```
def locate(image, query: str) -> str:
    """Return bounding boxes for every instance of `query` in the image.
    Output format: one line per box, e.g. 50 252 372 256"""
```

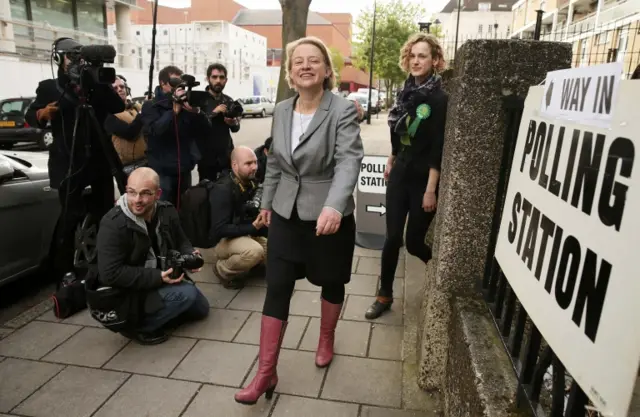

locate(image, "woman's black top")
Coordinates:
390 88 448 180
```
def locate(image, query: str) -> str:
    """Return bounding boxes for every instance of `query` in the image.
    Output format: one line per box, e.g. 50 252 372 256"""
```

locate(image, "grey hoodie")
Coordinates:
116 194 161 270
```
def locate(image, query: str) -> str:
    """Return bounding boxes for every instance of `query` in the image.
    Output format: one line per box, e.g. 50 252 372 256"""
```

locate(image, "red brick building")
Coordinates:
107 0 371 92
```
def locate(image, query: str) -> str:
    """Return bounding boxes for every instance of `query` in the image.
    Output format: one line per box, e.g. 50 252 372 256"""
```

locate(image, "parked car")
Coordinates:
239 96 275 118
0 97 53 150
0 150 59 286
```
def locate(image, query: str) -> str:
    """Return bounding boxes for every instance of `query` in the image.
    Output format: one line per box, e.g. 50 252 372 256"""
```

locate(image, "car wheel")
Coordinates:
260 109 266 118
38 131 53 150
73 213 98 271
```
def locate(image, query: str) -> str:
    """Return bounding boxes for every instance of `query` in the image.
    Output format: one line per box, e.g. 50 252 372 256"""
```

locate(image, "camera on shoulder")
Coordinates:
66 44 118 98
169 74 209 109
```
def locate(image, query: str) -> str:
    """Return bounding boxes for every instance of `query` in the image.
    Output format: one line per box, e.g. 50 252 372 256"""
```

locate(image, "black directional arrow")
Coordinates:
366 203 386 216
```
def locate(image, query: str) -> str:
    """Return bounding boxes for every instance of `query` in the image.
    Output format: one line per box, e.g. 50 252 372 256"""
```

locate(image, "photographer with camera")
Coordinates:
25 37 125 283
197 63 243 182
209 146 267 289
141 65 209 208
104 75 146 166
95 167 209 345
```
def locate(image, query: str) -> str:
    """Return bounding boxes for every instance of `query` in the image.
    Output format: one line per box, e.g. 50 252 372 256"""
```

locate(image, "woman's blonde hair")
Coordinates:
399 33 446 74
284 36 337 91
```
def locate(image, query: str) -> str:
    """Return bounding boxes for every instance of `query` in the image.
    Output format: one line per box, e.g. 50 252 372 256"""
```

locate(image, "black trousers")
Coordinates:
379 164 435 298
53 172 114 282
262 209 355 321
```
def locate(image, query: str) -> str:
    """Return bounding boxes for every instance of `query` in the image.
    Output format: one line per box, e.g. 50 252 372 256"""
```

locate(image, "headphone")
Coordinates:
51 37 79 66
116 74 132 97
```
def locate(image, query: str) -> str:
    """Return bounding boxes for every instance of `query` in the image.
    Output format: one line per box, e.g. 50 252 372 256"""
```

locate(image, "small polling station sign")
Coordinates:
356 155 388 250
495 63 639 417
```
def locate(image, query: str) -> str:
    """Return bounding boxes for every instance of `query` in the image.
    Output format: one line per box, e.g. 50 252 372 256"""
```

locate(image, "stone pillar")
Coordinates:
0 0 16 53
115 4 134 69
415 39 571 415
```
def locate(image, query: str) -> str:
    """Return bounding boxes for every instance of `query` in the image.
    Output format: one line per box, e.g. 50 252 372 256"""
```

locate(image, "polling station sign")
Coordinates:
540 62 622 129
495 73 640 416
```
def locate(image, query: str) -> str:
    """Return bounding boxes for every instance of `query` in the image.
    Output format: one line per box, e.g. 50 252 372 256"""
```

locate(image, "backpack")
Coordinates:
179 179 215 248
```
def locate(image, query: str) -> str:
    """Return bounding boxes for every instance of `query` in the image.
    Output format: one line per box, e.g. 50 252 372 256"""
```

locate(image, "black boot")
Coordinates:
365 298 393 320
120 329 169 345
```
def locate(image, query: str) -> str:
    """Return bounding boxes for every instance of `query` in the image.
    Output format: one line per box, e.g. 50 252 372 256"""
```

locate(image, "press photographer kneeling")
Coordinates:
92 167 209 345
210 146 268 289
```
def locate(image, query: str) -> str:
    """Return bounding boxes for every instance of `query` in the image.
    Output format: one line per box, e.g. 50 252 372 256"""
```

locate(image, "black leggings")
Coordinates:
379 166 435 298
263 280 345 321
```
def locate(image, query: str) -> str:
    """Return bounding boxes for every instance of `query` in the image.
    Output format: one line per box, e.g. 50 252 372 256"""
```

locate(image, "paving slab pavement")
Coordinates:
0 118 442 417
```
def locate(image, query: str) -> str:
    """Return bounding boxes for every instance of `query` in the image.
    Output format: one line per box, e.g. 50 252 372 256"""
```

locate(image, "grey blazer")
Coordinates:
261 90 364 221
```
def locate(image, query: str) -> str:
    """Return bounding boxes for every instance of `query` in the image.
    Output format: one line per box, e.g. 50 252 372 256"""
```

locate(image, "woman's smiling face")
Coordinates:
289 43 330 91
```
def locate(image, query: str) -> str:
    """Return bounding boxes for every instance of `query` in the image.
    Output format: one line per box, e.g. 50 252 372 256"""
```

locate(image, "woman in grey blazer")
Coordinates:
235 36 364 405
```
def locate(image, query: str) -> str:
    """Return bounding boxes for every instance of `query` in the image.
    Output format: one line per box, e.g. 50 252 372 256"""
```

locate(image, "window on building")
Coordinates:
163 30 168 35
76 0 105 36
478 2 491 11
9 0 29 39
31 0 74 39
136 30 140 35
488 25 492 34
478 24 483 33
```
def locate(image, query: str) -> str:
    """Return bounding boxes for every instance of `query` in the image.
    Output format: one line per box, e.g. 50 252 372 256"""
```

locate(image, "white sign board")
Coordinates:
358 155 388 194
540 62 622 129
495 81 640 417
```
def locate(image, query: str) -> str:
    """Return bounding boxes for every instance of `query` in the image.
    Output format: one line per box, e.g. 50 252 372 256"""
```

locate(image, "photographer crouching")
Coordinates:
209 146 267 289
197 63 243 182
95 167 209 345
26 37 125 283
141 66 209 208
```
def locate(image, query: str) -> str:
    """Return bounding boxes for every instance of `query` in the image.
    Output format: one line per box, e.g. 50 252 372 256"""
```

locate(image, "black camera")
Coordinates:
162 250 204 279
224 100 244 118
66 44 117 95
243 183 263 219
169 74 209 109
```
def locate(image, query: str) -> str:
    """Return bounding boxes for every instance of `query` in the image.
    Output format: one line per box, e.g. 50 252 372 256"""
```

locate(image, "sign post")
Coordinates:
495 63 639 417
356 155 388 250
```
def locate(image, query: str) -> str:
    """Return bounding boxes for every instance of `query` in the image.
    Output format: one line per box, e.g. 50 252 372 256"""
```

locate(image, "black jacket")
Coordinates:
391 87 448 179
25 72 125 188
141 86 207 175
197 88 238 174
209 174 267 247
104 106 144 141
254 144 268 184
96 200 195 313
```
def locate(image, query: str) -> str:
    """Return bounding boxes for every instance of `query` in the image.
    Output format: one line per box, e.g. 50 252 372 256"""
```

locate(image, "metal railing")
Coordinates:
479 96 590 417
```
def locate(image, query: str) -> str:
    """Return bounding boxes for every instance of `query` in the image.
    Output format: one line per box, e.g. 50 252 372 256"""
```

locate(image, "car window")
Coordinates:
1 100 28 115
243 97 260 104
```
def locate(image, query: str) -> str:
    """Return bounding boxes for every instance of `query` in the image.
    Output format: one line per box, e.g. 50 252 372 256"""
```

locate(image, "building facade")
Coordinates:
435 0 518 61
511 0 639 78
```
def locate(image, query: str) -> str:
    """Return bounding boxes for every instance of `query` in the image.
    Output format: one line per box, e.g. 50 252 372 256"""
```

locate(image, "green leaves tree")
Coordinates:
277 0 312 102
353 0 425 106
329 46 345 85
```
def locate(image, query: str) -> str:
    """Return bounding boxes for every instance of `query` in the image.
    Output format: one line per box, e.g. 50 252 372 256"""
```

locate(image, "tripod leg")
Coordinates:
85 106 126 194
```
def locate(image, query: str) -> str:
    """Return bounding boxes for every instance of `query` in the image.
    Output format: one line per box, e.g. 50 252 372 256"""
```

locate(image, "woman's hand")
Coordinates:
259 209 272 227
316 207 342 236
422 191 437 212
384 155 395 181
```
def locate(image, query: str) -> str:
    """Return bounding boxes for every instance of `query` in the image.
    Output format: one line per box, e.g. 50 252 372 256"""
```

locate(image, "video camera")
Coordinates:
160 250 205 279
222 98 244 119
169 74 210 109
66 44 117 96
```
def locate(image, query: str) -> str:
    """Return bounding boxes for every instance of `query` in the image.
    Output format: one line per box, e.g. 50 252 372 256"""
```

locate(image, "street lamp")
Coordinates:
419 22 432 33
366 0 377 125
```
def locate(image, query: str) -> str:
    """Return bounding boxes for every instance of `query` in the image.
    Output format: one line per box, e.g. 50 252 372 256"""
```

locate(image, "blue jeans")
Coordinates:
138 282 209 333
158 172 192 207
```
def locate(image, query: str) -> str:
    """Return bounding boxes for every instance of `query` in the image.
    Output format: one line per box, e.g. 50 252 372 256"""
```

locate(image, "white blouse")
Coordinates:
291 111 316 153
